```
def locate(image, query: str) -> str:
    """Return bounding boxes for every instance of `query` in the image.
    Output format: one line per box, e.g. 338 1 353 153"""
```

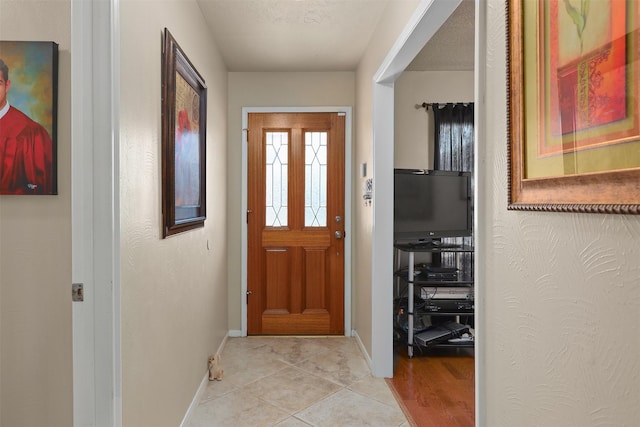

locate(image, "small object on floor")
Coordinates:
208 353 224 381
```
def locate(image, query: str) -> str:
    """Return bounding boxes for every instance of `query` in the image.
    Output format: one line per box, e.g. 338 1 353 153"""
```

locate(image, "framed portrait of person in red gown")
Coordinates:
0 41 58 195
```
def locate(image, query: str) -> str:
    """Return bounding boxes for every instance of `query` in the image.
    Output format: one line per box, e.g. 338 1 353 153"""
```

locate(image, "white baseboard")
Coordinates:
180 333 229 427
216 334 228 355
180 370 209 427
352 329 373 371
228 329 243 337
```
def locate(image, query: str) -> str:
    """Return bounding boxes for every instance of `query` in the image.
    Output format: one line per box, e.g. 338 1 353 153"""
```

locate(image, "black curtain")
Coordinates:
433 103 474 172
432 103 474 284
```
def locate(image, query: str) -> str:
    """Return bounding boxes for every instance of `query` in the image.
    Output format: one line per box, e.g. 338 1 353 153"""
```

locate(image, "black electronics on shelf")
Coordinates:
393 168 474 357
393 242 475 357
413 322 470 347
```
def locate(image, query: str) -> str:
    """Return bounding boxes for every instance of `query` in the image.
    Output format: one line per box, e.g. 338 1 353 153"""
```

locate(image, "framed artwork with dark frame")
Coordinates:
162 28 207 237
507 0 640 214
0 40 58 195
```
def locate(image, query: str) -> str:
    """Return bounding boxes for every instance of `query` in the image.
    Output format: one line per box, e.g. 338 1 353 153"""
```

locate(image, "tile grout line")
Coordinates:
188 337 408 426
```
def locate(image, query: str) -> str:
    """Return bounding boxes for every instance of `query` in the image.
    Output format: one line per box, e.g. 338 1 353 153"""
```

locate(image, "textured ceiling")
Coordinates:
407 0 475 71
196 0 475 72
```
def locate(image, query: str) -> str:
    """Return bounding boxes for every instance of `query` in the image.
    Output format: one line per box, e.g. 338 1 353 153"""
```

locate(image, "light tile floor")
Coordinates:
188 336 409 427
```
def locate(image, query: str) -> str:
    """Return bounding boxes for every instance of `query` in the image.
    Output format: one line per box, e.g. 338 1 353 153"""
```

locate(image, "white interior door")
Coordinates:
72 0 120 425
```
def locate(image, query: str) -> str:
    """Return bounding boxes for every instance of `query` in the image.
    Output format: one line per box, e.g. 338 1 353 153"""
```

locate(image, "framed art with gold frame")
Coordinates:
507 0 640 214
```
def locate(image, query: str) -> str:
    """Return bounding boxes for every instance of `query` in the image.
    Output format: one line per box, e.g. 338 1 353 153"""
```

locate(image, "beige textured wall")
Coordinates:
226 72 355 332
482 1 640 425
394 71 474 170
353 0 420 358
119 1 228 425
0 1 72 426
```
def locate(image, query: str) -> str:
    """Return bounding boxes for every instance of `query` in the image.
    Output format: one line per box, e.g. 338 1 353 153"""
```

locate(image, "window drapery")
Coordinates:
432 103 474 287
433 102 474 172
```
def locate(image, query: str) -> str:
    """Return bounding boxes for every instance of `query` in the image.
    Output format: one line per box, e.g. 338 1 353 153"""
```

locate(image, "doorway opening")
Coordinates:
370 0 486 423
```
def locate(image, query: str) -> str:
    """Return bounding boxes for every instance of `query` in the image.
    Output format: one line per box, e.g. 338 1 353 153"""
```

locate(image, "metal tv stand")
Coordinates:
394 239 474 358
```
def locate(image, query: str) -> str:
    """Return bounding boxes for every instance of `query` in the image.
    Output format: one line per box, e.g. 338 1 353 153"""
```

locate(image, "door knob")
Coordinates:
335 231 343 239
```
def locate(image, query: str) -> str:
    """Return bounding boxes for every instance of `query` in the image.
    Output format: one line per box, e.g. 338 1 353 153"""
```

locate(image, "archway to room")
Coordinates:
370 0 485 424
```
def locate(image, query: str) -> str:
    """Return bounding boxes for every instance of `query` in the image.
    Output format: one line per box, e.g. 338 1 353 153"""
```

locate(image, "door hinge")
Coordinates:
72 283 84 302
246 290 253 304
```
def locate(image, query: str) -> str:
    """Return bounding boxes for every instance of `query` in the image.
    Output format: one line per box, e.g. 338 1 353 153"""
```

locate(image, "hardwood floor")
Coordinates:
387 343 475 427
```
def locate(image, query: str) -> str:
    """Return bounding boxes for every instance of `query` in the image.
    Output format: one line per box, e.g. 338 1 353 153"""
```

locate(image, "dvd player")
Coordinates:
425 272 459 280
420 286 473 300
422 300 474 314
414 322 469 347
426 266 459 273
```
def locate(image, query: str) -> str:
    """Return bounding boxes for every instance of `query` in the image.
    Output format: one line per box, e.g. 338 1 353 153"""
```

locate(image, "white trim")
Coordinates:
180 334 230 427
72 0 96 424
474 1 486 425
240 106 353 337
374 0 462 84
370 0 462 379
352 330 373 371
72 0 121 426
179 371 209 427
240 114 248 336
216 334 229 356
112 0 122 423
370 82 394 378
228 329 243 338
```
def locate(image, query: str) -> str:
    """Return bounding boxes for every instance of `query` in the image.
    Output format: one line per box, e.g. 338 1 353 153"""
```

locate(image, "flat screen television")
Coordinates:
394 169 472 243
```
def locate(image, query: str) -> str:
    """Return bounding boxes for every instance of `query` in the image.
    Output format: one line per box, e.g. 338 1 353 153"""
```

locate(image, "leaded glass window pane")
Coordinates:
265 132 288 227
305 132 327 227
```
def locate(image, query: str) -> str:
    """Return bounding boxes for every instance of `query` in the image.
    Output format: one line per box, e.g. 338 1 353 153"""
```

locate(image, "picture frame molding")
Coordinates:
161 28 207 237
506 0 640 215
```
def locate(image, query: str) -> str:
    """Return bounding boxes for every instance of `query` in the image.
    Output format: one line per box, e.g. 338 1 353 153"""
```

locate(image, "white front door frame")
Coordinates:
240 107 353 337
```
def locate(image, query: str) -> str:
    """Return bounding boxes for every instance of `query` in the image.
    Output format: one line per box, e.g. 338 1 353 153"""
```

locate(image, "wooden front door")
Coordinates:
247 112 345 335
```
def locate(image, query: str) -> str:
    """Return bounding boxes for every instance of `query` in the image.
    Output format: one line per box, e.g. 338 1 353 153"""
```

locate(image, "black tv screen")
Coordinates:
394 169 472 243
